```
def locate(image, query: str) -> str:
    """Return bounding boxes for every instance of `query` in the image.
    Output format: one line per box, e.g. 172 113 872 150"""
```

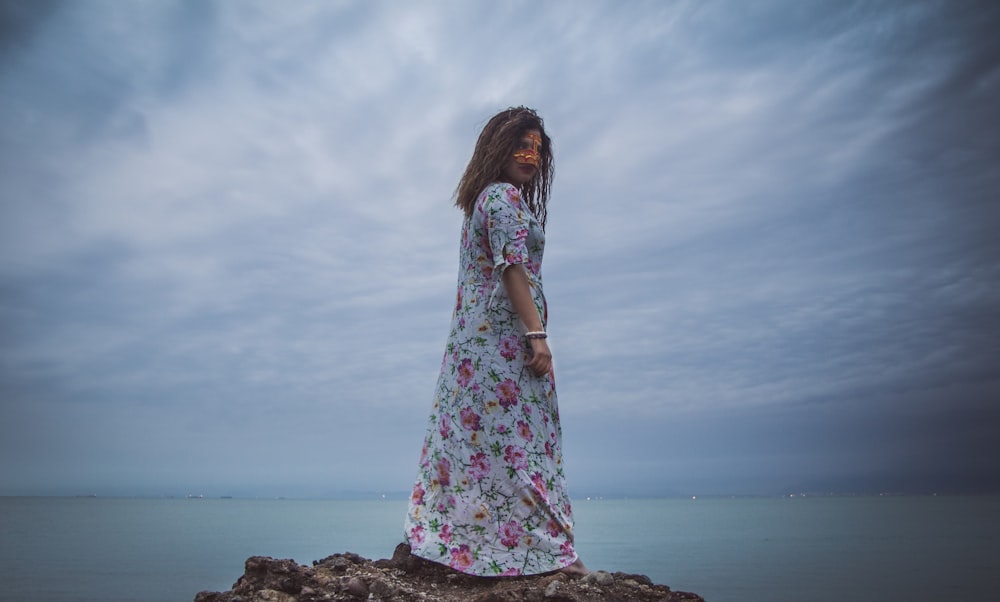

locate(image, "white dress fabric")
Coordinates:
403 182 578 576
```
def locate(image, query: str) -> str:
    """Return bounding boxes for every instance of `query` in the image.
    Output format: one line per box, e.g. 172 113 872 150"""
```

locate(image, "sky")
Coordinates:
1 0 998 499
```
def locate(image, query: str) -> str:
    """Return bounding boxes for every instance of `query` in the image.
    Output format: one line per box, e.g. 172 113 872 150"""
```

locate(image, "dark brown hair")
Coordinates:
454 107 554 228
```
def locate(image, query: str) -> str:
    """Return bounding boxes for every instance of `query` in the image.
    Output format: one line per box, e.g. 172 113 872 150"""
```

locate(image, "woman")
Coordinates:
404 107 588 577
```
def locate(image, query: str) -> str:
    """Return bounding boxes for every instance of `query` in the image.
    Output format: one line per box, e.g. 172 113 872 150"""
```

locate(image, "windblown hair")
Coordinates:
454 107 554 229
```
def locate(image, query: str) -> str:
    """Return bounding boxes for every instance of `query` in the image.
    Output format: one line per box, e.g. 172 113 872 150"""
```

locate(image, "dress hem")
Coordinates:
406 541 579 578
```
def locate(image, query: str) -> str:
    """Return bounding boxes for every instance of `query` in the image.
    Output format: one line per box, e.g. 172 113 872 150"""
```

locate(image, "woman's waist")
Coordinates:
458 267 543 288
457 279 545 300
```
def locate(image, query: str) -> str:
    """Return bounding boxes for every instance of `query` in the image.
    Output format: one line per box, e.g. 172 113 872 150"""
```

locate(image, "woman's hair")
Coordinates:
454 106 554 228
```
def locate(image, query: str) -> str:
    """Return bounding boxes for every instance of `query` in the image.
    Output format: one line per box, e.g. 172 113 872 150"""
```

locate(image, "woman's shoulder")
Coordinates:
477 182 521 211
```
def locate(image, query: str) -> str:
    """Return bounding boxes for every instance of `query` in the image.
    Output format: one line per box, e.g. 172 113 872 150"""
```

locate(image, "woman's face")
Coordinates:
502 129 542 187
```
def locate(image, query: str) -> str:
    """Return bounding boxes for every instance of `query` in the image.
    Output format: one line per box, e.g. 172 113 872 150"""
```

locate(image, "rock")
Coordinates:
615 573 653 587
345 576 368 598
543 579 562 597
194 544 705 602
369 578 393 597
582 571 614 587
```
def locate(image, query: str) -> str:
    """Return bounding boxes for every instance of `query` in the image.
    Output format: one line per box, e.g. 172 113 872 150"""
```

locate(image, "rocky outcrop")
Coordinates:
194 543 705 602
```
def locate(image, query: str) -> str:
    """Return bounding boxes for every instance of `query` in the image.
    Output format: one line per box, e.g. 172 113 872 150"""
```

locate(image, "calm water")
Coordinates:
0 496 997 602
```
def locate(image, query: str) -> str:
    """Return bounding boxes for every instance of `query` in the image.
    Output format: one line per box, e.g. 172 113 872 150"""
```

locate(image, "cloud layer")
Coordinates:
2 0 998 497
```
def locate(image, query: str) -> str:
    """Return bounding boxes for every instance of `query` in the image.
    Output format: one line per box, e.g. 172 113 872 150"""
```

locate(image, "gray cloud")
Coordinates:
1 0 998 497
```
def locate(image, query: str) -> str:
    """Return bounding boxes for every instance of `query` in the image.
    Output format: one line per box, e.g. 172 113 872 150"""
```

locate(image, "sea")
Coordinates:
0 495 997 602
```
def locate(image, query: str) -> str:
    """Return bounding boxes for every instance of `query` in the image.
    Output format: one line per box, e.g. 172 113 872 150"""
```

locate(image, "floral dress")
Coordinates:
404 182 578 576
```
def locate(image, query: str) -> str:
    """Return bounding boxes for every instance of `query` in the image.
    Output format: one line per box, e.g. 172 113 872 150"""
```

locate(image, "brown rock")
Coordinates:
582 571 614 587
345 576 368 598
194 544 705 602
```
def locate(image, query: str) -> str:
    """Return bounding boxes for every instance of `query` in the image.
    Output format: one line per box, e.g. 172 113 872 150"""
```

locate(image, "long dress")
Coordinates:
404 182 578 576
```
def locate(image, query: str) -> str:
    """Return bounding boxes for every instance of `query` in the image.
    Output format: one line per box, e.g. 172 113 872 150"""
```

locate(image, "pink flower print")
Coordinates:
459 407 482 431
457 358 475 388
498 335 520 360
440 524 453 544
496 379 520 409
436 457 451 487
501 568 522 576
503 445 528 471
450 544 474 571
522 403 532 415
516 420 533 442
410 482 425 506
499 520 524 548
409 524 425 546
468 452 491 480
531 471 549 501
545 518 562 538
560 541 576 558
438 414 452 439
505 187 522 207
504 246 528 265
544 441 554 459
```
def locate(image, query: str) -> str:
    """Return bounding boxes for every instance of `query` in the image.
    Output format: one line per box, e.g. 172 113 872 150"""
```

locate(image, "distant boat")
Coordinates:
187 494 204 499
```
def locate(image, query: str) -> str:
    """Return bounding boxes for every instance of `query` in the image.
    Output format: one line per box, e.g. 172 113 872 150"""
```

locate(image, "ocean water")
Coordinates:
0 495 997 602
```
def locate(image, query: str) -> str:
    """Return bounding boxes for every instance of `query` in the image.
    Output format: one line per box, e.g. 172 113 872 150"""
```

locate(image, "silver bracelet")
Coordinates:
525 331 548 340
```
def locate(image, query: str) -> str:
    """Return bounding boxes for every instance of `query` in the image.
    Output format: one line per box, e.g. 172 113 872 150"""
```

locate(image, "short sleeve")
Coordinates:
481 183 529 275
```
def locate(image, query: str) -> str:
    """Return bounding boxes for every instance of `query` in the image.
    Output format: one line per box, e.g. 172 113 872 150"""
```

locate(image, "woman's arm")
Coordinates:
501 264 552 377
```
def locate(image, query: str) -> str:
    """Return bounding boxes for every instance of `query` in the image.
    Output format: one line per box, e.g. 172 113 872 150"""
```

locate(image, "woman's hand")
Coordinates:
527 337 553 378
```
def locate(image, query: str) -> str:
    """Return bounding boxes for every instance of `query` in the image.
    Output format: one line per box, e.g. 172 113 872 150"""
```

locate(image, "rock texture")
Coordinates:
194 543 705 602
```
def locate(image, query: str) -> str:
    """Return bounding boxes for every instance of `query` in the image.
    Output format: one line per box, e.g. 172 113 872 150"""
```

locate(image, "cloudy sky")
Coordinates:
1 0 998 499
